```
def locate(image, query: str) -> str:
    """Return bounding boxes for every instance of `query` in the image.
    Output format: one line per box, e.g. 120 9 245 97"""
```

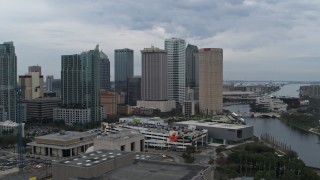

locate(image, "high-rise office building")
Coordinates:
28 65 42 75
199 48 223 115
46 75 54 92
141 47 167 101
19 71 44 100
165 38 186 105
185 44 199 101
100 51 110 90
61 45 101 122
52 79 61 97
114 48 133 93
19 66 44 100
127 76 141 106
185 44 199 88
0 42 17 121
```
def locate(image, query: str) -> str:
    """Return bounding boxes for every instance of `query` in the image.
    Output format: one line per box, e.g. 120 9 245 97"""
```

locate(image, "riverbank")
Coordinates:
279 114 320 136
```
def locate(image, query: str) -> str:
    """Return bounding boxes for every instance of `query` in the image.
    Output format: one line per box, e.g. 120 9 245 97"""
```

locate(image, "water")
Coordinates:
271 83 307 98
224 86 320 168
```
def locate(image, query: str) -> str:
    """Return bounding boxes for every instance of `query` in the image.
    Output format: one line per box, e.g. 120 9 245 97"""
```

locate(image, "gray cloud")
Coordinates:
1 0 320 80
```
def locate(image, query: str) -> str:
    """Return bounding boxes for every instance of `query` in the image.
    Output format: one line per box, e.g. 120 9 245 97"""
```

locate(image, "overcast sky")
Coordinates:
1 0 320 81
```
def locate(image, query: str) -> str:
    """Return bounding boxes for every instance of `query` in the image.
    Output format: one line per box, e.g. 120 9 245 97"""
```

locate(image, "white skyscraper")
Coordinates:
165 38 186 105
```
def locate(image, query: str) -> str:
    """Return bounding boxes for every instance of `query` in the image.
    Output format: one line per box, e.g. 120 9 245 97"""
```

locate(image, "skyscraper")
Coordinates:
141 47 167 101
127 76 141 106
185 44 199 88
185 44 199 101
114 48 133 93
19 71 44 100
165 38 186 105
0 42 17 121
46 75 54 92
199 48 223 115
100 51 110 90
61 45 101 122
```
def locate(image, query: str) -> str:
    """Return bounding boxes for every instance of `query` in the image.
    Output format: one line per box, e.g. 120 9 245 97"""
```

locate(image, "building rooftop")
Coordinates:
36 130 97 141
96 130 144 141
97 160 210 180
175 120 252 130
55 149 130 168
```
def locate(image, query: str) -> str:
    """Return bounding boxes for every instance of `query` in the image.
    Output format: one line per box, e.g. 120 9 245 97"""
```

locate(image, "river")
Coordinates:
224 84 320 168
271 83 308 98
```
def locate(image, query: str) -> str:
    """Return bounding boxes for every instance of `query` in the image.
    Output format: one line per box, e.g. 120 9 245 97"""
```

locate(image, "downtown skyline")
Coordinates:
1 0 320 81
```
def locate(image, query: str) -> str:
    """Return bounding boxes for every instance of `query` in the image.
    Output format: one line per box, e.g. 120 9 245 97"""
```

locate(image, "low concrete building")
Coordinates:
53 108 91 125
0 120 25 137
52 149 134 180
136 100 176 112
95 130 145 152
27 130 97 160
52 149 212 180
174 120 253 145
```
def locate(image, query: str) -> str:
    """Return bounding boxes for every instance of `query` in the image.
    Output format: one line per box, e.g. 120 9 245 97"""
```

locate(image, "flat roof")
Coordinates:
97 160 209 180
96 131 144 141
175 120 252 130
36 131 96 141
55 149 130 168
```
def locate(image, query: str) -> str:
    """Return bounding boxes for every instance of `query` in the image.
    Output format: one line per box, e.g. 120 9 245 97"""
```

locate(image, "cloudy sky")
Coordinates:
1 0 320 81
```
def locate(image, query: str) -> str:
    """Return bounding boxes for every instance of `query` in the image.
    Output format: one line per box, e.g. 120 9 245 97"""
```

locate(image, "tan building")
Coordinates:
100 90 122 116
19 71 44 100
27 130 97 160
199 48 223 115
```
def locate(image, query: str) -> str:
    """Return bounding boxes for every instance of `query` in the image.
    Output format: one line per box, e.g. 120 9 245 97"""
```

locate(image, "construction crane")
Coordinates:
16 86 24 173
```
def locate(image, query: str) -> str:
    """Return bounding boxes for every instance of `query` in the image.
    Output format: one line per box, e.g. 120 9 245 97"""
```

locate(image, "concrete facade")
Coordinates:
53 108 91 125
199 48 223 115
19 72 44 100
174 120 253 144
27 130 97 160
95 130 145 152
52 149 212 180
